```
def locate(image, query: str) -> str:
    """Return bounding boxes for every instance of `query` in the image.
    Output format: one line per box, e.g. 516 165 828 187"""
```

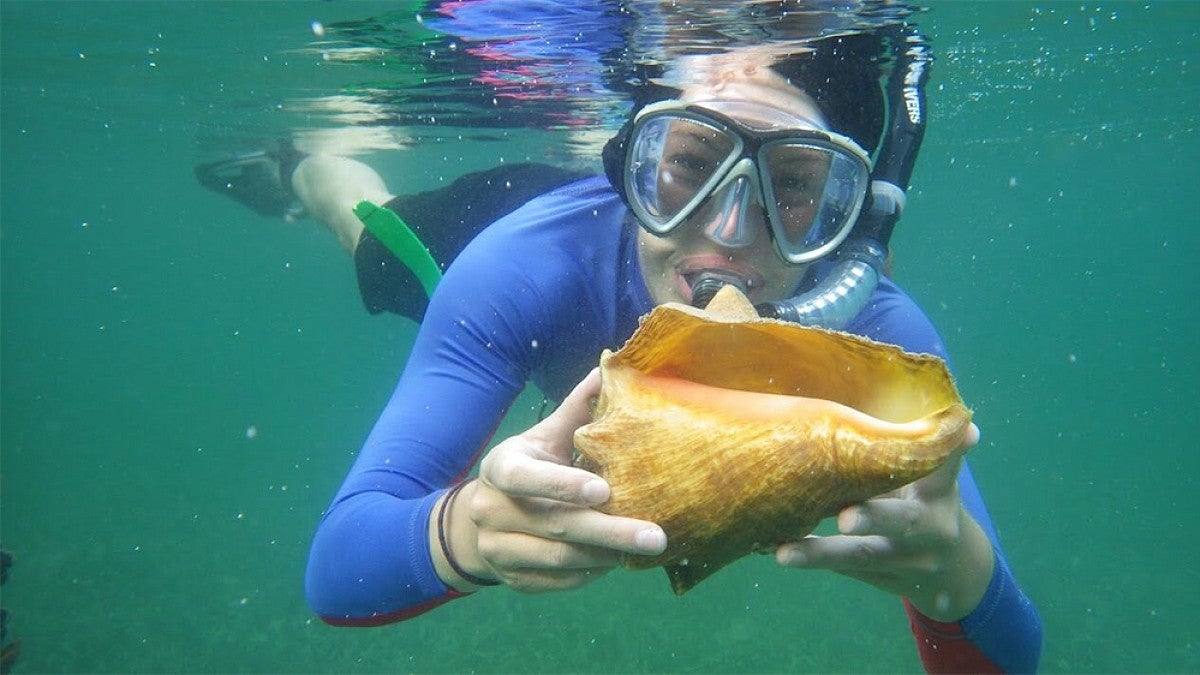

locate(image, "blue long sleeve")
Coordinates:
305 179 643 622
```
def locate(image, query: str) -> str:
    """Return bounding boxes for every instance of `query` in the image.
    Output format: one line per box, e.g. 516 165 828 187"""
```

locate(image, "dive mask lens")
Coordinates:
627 112 740 235
761 140 871 264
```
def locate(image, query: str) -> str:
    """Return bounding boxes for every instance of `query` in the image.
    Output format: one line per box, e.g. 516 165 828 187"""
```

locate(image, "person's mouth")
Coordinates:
677 256 764 303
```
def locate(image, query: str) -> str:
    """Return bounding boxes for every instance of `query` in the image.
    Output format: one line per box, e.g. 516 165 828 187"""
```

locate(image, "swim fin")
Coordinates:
194 140 306 218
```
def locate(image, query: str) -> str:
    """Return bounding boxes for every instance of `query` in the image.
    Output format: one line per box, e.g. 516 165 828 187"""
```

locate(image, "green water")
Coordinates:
2 2 1197 672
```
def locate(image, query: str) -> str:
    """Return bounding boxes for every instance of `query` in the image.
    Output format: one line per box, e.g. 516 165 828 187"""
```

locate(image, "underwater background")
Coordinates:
1 1 1196 672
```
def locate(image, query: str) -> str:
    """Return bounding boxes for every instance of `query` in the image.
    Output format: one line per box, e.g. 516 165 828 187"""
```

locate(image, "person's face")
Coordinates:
635 75 829 306
636 216 811 306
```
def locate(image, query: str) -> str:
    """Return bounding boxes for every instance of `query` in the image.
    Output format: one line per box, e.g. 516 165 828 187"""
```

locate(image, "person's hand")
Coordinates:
441 369 668 593
775 423 994 621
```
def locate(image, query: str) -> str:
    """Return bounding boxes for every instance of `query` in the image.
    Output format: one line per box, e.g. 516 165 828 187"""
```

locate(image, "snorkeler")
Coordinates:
196 10 1042 673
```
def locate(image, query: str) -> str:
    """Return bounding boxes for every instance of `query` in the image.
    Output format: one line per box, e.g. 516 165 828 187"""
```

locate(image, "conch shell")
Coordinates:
573 285 972 595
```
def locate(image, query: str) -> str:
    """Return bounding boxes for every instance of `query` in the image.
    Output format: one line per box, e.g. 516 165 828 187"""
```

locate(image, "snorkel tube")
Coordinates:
755 24 931 328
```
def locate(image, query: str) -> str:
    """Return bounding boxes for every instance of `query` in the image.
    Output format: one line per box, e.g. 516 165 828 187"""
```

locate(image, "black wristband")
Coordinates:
436 480 501 587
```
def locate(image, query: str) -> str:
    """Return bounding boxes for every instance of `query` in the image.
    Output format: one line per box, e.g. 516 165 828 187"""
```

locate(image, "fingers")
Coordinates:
772 430 988 612
471 486 667 557
505 567 616 593
776 461 967 571
777 534 894 571
482 531 623 571
777 467 967 577
834 496 957 545
491 550 616 593
776 534 942 580
468 369 669 594
479 528 623 592
480 436 610 506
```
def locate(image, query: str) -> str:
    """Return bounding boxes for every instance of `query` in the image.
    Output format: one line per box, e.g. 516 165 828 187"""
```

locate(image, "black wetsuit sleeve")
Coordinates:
353 163 588 320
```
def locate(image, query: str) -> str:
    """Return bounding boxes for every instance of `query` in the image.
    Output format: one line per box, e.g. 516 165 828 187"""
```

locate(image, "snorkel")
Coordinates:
755 25 932 328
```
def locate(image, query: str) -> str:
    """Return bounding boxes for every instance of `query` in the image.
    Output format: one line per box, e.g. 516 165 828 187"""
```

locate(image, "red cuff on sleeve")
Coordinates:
904 599 1003 674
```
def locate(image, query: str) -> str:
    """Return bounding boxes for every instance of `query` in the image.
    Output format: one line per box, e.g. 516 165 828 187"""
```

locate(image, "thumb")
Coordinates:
960 422 981 451
910 451 964 502
522 368 601 465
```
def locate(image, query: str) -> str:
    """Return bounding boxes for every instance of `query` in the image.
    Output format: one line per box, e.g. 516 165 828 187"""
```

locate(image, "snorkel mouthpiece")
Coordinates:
691 274 749 309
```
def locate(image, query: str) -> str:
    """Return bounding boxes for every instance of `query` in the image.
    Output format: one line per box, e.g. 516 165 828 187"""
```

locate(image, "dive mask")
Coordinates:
623 100 872 265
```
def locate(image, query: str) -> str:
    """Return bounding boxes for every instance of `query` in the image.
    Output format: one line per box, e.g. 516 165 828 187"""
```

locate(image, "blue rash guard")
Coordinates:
304 176 1042 672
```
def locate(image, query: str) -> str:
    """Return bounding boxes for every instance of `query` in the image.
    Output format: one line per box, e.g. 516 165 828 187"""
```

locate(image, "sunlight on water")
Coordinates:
934 3 1196 146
